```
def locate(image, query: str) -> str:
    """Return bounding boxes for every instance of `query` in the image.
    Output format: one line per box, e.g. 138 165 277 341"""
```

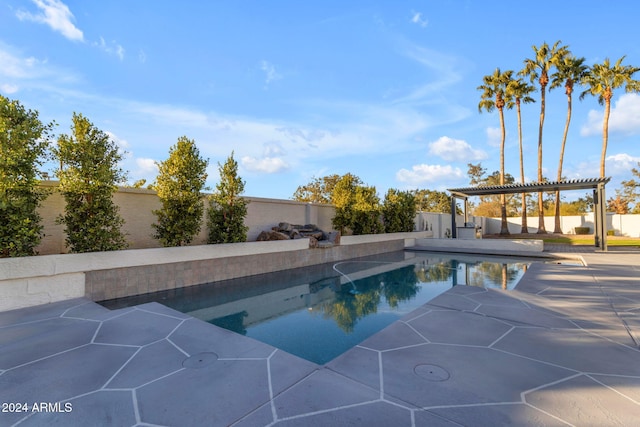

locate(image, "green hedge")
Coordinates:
574 227 590 235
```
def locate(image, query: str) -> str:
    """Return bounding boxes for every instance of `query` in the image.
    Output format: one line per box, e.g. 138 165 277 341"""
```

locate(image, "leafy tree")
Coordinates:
478 68 514 235
292 174 341 204
153 136 208 246
412 189 456 213
580 56 640 177
472 172 517 218
619 163 640 213
207 152 249 243
467 163 487 186
550 54 588 232
331 174 382 235
54 113 128 252
382 189 416 233
607 194 629 214
467 164 517 218
331 173 362 234
561 195 593 215
352 185 383 235
506 77 536 233
0 95 53 257
520 40 568 233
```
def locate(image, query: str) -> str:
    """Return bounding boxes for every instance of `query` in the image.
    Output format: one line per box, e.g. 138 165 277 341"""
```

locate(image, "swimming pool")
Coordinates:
100 251 532 364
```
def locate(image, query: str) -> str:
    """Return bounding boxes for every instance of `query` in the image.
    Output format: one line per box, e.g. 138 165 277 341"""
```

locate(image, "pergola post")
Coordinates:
598 183 607 251
450 195 457 238
593 188 600 248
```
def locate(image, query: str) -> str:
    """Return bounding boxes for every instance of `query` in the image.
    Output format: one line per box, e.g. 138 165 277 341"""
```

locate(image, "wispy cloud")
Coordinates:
410 11 428 28
16 0 84 42
0 84 19 94
428 136 487 162
95 37 125 61
16 1 126 61
391 41 466 107
0 42 81 93
260 60 282 87
581 93 640 136
0 43 44 80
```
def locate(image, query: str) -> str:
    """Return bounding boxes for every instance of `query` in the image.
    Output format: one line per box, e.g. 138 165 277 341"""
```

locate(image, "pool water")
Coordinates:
100 251 532 364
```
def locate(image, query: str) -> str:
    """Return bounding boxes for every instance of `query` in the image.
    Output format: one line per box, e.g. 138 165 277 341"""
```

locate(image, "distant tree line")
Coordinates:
292 173 459 235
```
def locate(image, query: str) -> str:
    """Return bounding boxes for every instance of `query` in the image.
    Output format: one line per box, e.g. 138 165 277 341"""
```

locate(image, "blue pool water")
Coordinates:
100 251 532 364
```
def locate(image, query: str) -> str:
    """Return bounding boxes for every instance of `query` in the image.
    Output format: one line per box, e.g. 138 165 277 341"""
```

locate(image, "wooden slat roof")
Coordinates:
448 177 610 197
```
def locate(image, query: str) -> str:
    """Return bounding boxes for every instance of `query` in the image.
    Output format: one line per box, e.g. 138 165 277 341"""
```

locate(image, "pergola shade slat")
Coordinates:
447 177 610 197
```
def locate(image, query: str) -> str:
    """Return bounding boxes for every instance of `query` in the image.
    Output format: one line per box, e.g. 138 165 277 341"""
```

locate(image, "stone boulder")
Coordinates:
256 230 291 241
256 222 341 248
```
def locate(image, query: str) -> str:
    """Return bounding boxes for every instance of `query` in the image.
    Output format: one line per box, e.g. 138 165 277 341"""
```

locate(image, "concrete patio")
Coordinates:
1 246 639 426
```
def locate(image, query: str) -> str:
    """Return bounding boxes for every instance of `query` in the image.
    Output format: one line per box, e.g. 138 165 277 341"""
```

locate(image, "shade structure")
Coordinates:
447 178 611 251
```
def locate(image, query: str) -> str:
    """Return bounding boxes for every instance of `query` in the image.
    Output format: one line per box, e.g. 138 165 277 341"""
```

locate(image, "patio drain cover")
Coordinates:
414 364 450 382
183 352 218 368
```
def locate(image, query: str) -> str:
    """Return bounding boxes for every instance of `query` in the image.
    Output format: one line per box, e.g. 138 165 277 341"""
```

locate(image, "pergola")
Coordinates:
447 177 611 251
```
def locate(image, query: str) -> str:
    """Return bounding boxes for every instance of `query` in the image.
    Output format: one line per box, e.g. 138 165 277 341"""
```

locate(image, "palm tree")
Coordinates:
580 56 640 177
506 77 536 234
478 68 514 235
550 55 588 233
519 40 568 233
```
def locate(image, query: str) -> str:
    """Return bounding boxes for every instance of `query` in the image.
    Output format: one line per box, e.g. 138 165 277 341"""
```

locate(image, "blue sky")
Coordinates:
2 1 639 201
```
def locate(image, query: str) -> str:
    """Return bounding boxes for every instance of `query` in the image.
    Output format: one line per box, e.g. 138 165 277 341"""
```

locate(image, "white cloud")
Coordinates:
241 142 290 174
95 37 125 61
260 60 282 87
485 127 502 147
135 158 158 175
396 164 463 186
0 83 19 94
16 0 84 42
242 156 289 174
428 136 487 162
105 131 130 157
138 49 147 64
410 11 428 28
606 153 640 175
581 93 640 136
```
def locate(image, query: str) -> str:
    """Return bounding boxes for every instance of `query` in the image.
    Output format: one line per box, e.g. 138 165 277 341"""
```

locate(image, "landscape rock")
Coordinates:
257 222 340 248
256 230 291 241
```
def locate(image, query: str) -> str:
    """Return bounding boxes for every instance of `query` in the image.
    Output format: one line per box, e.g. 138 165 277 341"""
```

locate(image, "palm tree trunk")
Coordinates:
601 99 611 178
499 108 509 235
517 102 528 233
537 87 546 234
554 93 572 233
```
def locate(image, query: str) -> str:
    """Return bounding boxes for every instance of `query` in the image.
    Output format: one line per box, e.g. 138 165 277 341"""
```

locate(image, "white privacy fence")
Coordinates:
481 213 640 237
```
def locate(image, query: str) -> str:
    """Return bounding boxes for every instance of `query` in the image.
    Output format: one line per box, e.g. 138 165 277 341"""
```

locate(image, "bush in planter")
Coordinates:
607 230 615 236
574 227 590 235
